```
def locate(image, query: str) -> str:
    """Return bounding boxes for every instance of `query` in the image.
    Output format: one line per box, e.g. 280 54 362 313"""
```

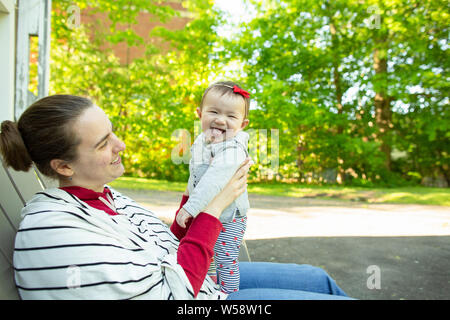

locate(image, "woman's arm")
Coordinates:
176 212 222 295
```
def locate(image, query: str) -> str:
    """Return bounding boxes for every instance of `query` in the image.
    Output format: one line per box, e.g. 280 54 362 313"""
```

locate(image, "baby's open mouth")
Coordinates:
211 127 226 137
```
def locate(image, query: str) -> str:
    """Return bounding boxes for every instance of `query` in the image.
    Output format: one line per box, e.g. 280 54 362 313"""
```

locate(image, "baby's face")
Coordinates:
197 90 249 143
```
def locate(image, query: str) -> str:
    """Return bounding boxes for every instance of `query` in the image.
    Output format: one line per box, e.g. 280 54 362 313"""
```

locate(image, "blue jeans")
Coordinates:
226 262 352 300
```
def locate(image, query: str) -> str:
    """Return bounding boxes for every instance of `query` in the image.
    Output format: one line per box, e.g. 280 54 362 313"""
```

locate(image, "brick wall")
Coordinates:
81 1 191 64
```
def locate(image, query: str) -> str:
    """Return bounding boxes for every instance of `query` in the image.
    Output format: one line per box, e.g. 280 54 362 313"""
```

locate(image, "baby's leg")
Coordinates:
214 217 247 293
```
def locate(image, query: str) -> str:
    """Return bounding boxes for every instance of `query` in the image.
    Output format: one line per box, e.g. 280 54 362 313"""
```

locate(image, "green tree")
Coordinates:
49 0 448 186
50 0 223 181
227 0 448 185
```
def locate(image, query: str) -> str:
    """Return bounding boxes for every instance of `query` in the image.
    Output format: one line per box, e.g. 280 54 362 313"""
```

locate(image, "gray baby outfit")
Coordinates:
182 130 250 293
182 130 250 222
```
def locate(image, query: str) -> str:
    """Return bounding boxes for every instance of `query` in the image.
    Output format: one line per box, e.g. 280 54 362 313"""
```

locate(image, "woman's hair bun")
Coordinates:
0 120 33 171
1 95 93 178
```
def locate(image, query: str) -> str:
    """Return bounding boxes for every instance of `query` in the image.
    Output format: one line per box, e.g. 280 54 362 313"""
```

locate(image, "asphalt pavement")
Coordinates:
115 188 450 300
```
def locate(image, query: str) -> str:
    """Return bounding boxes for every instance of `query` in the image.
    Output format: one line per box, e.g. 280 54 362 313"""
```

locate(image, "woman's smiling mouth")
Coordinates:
111 155 121 165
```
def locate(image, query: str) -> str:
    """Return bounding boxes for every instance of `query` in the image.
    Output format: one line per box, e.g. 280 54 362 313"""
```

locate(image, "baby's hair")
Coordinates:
200 81 250 119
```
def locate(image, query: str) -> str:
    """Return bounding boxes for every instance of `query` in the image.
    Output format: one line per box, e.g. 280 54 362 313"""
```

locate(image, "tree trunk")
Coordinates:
373 26 392 170
296 125 305 182
329 18 345 183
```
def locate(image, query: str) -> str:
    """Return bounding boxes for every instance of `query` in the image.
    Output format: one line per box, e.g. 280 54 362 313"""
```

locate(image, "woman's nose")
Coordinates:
112 133 126 152
117 140 126 152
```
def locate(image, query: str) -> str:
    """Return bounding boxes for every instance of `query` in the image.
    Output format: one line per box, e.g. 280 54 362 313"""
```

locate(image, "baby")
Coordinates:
176 81 251 293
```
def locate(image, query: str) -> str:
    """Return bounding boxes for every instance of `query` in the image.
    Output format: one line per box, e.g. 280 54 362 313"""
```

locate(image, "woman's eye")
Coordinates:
100 141 108 149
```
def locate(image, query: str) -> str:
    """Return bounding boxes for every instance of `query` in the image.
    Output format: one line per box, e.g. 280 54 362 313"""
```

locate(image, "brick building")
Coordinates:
81 1 192 64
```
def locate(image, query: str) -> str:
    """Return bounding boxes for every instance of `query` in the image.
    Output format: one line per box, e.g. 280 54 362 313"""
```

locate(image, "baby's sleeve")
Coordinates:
182 142 247 218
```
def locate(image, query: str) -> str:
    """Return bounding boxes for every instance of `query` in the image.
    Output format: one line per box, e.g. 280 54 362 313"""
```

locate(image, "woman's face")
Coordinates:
68 105 126 192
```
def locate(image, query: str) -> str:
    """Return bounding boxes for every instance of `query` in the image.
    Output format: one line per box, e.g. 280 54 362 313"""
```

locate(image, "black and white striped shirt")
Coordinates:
13 187 225 300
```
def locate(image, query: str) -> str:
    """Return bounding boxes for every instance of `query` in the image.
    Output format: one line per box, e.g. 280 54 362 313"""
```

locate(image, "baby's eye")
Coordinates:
100 141 108 149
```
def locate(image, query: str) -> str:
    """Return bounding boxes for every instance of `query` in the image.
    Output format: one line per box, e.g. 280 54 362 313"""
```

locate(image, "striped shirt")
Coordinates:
13 187 226 300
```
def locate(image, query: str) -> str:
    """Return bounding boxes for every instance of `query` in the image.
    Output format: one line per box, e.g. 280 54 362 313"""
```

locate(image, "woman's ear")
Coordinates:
50 159 74 178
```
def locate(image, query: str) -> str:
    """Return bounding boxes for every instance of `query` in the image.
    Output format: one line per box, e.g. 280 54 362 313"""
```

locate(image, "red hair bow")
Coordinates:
233 85 250 98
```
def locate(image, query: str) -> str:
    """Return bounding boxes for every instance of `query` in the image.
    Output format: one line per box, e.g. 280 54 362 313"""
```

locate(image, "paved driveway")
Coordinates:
115 188 450 300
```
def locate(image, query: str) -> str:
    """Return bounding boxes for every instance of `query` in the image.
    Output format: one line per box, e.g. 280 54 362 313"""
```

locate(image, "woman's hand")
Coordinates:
203 158 253 218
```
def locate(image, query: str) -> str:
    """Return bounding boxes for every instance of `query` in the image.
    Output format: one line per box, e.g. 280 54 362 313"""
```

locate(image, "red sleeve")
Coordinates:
177 212 222 296
170 195 191 240
170 195 223 296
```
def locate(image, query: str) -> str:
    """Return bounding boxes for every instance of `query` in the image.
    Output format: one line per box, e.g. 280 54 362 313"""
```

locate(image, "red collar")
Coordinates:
60 186 111 200
60 186 117 216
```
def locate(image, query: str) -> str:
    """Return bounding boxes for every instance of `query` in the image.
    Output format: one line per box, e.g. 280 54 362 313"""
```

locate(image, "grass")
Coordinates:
109 176 450 206
246 183 450 206
110 176 187 193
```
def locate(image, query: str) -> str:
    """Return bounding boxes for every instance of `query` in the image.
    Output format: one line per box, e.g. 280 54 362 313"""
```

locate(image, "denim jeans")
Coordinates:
226 262 352 300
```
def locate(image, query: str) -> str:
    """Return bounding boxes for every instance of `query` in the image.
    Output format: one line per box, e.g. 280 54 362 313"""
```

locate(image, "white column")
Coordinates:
0 0 16 122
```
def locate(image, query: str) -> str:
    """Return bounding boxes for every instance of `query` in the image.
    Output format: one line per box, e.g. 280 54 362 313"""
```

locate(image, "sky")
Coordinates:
213 0 257 38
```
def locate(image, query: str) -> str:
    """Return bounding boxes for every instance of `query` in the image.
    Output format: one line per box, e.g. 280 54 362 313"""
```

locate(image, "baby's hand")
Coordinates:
176 208 193 228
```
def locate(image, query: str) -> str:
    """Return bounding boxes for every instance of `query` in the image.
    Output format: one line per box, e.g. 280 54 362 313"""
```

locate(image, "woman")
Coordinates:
0 95 350 300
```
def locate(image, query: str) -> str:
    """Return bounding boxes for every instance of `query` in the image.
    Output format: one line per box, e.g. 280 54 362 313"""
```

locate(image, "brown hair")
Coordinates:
0 95 93 178
200 81 250 119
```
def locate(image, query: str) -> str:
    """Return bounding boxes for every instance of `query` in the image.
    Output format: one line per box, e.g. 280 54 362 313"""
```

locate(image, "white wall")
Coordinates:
0 0 16 122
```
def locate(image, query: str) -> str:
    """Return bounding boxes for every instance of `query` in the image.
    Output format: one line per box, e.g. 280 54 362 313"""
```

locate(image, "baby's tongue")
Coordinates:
211 128 223 137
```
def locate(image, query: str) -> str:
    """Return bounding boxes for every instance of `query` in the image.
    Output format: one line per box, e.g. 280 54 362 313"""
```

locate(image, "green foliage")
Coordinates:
49 0 449 187
50 0 220 181
226 0 449 186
